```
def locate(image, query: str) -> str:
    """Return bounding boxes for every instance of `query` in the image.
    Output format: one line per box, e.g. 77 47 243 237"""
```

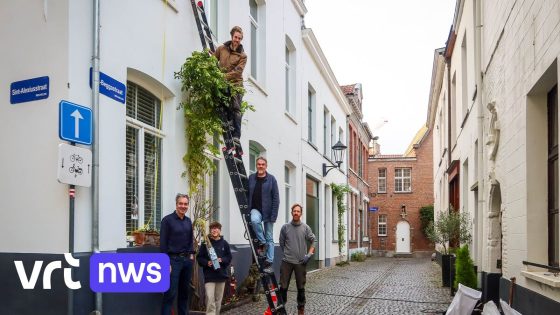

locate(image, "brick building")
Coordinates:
341 84 374 255
367 127 433 256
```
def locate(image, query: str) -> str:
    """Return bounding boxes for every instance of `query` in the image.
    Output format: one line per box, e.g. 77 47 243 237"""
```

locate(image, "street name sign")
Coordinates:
57 143 92 187
89 68 126 104
10 76 49 104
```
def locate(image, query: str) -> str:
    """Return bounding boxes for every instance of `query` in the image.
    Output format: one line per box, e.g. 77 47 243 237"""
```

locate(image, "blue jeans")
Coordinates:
162 255 193 315
250 209 274 263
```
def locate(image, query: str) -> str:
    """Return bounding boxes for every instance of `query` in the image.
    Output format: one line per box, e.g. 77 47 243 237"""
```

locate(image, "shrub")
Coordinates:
419 205 434 238
454 245 477 290
351 251 366 262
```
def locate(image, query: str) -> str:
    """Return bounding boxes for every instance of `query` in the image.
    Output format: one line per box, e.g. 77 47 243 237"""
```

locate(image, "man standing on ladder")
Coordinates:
249 156 280 274
279 203 316 315
213 26 247 146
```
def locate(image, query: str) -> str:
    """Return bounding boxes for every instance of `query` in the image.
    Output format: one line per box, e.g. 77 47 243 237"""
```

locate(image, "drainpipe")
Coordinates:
345 114 350 261
474 0 485 272
92 0 102 313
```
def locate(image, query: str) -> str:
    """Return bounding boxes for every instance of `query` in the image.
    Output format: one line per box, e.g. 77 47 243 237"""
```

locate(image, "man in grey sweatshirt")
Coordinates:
279 203 316 315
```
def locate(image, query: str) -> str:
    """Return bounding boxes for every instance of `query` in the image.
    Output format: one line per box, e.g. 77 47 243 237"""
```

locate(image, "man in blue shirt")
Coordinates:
248 156 280 273
160 193 195 315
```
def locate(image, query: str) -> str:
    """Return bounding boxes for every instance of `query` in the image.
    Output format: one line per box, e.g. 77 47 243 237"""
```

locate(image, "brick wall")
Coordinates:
367 129 434 253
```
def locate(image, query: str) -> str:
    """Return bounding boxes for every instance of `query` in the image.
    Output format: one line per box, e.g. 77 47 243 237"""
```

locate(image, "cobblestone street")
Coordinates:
223 257 452 315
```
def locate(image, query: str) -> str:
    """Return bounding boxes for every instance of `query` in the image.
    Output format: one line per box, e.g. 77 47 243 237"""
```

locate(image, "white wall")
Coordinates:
1 0 350 265
0 0 70 253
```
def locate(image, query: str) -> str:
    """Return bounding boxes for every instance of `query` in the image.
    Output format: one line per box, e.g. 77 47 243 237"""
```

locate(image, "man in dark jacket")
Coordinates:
248 156 280 273
160 193 195 315
213 26 247 144
197 221 232 315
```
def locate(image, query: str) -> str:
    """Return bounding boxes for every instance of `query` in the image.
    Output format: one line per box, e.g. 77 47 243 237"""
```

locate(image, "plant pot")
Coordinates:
441 254 452 287
132 231 160 246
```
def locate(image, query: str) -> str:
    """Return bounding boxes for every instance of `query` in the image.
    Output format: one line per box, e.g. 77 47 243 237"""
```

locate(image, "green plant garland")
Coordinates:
175 50 253 192
331 183 351 256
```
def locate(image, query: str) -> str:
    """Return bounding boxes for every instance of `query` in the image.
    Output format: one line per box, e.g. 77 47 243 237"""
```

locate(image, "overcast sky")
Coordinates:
304 0 456 154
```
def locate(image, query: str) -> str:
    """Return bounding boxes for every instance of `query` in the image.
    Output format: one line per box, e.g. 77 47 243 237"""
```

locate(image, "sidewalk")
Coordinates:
223 257 452 315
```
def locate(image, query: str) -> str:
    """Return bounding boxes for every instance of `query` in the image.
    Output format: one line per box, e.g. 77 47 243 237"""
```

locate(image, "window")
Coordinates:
126 82 163 236
362 199 368 237
395 168 412 192
249 145 260 175
323 108 329 155
378 168 386 193
330 117 336 160
308 85 316 144
451 73 457 145
249 141 265 176
548 85 559 267
285 37 296 115
461 33 469 119
332 192 338 241
378 214 387 236
249 0 265 82
358 140 363 176
202 0 220 41
284 164 294 223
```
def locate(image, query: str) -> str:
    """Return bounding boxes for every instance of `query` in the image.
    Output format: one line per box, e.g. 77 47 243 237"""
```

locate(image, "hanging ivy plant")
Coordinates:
331 183 351 257
175 50 253 192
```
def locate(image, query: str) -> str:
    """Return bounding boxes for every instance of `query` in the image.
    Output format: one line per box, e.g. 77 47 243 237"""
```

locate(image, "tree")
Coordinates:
426 206 472 255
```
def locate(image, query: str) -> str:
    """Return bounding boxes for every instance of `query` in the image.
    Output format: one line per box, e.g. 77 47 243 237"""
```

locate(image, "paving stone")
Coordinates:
222 257 452 315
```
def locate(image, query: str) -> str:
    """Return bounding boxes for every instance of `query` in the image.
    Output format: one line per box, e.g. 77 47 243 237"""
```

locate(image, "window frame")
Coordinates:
125 82 165 238
395 167 412 193
249 0 265 84
378 214 387 236
307 85 316 144
378 168 387 193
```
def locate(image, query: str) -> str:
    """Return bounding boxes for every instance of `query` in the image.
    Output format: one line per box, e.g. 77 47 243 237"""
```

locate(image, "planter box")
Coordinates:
441 254 453 287
132 231 160 246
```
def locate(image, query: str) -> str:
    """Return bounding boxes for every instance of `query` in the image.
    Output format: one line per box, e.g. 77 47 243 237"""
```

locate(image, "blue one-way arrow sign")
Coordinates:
59 100 92 145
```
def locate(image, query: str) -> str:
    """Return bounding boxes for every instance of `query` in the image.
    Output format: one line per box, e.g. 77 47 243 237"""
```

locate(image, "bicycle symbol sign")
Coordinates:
57 143 92 187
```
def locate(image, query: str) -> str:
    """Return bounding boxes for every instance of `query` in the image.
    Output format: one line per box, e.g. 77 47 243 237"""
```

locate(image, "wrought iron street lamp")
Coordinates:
323 140 347 176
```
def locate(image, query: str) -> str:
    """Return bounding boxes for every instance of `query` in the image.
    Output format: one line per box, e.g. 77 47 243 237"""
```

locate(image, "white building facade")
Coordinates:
0 1 350 314
432 0 560 313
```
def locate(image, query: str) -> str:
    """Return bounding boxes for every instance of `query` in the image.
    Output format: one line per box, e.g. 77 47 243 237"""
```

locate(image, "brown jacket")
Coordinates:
213 41 247 86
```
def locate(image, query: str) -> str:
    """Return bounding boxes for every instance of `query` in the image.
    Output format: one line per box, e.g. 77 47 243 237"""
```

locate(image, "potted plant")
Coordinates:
426 206 472 287
132 225 160 247
132 212 160 247
454 244 477 290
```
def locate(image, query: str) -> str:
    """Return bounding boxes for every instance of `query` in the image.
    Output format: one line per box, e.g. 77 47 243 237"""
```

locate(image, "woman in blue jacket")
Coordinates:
197 221 232 315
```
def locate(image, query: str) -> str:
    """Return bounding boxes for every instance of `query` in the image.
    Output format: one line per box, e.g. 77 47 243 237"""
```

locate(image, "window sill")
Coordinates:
248 76 268 96
377 191 387 194
284 111 297 124
394 191 412 194
307 140 318 151
522 271 560 288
